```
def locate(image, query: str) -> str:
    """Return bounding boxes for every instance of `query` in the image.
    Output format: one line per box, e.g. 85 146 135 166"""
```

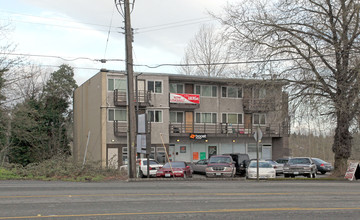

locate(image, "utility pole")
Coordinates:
123 0 136 178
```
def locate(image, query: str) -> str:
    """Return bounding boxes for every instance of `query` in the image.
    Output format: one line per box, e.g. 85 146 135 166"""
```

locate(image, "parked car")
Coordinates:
189 159 208 174
246 160 276 179
311 158 334 174
205 155 236 178
156 161 193 178
223 153 250 176
276 158 291 165
283 157 317 178
136 158 163 178
266 160 284 175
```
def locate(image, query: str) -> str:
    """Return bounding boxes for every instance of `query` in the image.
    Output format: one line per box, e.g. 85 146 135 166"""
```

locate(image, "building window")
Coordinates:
148 80 162 93
170 111 184 123
221 86 242 98
253 113 266 125
195 85 217 97
108 109 127 121
195 112 217 123
148 110 163 123
108 78 127 91
222 113 243 124
169 83 184 93
253 87 266 99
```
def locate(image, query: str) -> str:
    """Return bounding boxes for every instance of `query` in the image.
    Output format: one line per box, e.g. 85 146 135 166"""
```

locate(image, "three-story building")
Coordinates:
73 70 290 168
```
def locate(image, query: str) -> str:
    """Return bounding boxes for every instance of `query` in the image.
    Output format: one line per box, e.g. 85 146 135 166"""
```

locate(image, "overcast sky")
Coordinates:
1 0 232 85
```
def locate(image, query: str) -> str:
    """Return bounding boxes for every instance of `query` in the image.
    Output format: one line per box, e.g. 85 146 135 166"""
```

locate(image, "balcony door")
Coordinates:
244 114 252 134
185 111 193 133
185 84 194 94
136 79 145 102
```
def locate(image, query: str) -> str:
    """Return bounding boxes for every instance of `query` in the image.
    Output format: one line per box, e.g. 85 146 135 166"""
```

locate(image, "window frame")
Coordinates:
108 109 127 122
147 80 163 94
195 112 217 124
148 110 163 123
170 111 184 123
169 83 184 94
253 113 266 125
108 78 127 92
221 113 243 124
195 85 217 97
221 86 243 98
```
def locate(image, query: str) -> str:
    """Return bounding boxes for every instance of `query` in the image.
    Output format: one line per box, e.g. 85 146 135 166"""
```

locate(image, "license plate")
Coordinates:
216 173 221 176
165 173 171 177
294 172 299 175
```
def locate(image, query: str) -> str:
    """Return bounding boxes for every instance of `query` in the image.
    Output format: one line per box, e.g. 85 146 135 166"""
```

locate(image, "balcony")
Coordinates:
169 122 289 138
243 98 276 113
114 89 151 107
169 93 200 109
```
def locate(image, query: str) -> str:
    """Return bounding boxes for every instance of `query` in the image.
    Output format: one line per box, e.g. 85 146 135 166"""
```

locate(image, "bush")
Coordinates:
0 155 127 181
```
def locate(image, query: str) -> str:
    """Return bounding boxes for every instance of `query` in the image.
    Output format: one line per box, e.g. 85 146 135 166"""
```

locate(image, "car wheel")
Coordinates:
321 171 326 175
284 174 289 178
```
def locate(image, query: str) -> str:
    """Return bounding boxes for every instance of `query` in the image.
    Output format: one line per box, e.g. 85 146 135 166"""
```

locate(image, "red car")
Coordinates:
156 161 193 178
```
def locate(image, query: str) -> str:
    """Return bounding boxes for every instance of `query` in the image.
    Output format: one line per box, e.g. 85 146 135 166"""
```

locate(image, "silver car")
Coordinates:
189 159 208 174
283 157 317 178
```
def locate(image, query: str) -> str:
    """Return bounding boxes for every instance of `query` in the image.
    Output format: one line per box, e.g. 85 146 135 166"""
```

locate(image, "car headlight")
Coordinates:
224 167 233 172
205 167 213 172
283 167 289 170
303 167 311 170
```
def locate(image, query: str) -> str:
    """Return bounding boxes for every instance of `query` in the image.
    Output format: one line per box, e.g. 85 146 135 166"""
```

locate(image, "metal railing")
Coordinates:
169 122 289 137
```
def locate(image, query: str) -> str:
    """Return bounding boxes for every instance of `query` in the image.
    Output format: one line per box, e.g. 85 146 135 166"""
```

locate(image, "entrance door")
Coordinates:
185 111 193 133
244 114 252 134
185 84 194 94
208 146 217 159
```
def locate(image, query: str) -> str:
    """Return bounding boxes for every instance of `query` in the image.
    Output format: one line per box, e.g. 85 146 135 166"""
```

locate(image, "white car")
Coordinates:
136 158 163 178
266 160 284 175
246 160 276 179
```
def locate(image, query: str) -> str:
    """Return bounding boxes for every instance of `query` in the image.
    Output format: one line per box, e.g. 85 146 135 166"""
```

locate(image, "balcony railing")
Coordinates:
243 98 276 112
114 120 152 137
169 122 289 138
114 89 151 107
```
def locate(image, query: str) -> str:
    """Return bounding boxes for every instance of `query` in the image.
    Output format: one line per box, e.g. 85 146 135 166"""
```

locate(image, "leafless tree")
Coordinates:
218 0 360 176
179 24 230 77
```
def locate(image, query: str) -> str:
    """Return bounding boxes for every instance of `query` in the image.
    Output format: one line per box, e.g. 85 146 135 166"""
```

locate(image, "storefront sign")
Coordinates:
200 152 206 160
189 133 207 140
180 146 186 153
193 152 199 160
170 93 200 104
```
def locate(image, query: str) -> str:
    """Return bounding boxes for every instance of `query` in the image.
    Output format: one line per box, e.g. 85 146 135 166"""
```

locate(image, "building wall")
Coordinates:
73 71 105 166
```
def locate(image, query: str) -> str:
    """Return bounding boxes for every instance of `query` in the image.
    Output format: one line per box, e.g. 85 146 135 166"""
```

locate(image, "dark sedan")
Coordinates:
156 161 193 178
189 159 208 174
312 158 334 174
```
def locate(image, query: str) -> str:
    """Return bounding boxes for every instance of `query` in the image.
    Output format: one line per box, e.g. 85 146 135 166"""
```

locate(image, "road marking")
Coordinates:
0 191 359 199
1 207 360 219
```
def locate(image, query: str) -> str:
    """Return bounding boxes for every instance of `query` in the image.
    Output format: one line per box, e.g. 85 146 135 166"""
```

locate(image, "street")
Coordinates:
0 179 359 219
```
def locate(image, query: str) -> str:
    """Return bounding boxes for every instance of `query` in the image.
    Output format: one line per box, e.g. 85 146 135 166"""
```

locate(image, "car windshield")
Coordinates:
163 162 185 168
312 158 325 164
209 157 231 164
249 161 272 168
288 158 311 164
143 160 159 165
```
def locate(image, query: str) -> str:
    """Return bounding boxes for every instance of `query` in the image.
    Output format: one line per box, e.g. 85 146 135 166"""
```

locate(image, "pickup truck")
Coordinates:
205 155 236 178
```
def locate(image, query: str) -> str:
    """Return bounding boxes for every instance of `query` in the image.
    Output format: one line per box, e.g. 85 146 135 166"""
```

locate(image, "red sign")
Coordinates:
170 93 200 104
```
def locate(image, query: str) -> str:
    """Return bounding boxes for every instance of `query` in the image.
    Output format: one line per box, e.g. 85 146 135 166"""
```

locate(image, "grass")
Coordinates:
0 156 128 182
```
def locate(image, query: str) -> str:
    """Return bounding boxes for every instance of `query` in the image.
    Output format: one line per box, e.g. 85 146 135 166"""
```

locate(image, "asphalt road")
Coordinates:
0 179 359 219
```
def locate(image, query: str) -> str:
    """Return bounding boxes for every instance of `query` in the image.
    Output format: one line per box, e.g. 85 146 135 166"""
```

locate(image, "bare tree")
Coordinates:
219 0 360 176
179 24 230 77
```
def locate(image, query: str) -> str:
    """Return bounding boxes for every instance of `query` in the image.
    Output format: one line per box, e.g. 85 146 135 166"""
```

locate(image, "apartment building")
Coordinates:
73 70 290 168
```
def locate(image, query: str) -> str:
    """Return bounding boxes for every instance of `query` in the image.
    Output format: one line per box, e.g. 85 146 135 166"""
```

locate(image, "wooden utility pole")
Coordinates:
124 0 136 178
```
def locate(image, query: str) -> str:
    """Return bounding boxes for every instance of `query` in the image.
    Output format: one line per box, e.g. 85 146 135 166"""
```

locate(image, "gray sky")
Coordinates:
1 0 231 85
